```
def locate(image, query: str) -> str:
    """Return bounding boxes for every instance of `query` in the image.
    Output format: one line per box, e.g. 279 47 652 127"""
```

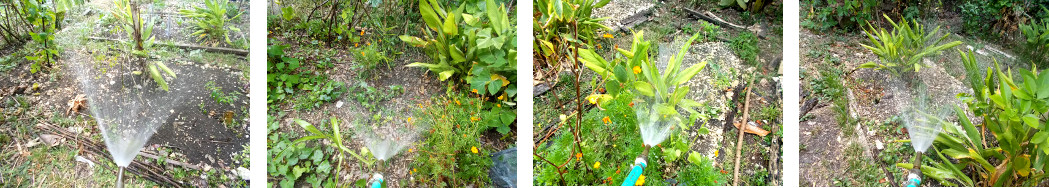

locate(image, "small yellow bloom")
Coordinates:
632 66 641 74
597 44 602 49
497 104 501 107
471 146 479 153
409 148 414 153
367 42 371 46
576 153 582 161
594 161 601 169
714 150 719 157
455 99 461 105
603 33 614 39
360 30 365 35
471 116 479 122
361 51 365 56
355 43 359 47
587 95 599 104
497 95 504 100
472 89 478 93
636 175 645 185
602 116 611 124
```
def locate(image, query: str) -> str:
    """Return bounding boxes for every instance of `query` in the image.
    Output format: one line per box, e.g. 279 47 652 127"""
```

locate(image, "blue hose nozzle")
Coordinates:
621 158 647 186
370 173 383 188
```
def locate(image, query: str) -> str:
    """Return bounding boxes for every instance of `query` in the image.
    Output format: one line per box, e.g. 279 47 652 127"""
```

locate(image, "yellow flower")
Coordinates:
586 95 599 104
455 99 461 105
409 148 413 153
471 146 478 153
593 161 601 169
472 89 478 93
576 153 582 161
360 30 365 35
714 150 719 157
367 42 371 46
497 104 501 107
407 117 412 122
636 175 645 185
497 95 504 100
355 43 359 47
633 66 641 74
602 116 611 124
603 33 614 39
470 116 479 122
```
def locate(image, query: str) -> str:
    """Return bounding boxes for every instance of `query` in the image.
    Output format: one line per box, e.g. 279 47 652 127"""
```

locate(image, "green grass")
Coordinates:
836 143 890 187
730 31 760 67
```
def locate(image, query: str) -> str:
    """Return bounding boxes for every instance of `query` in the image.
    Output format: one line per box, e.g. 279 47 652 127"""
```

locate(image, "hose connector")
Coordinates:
906 172 921 187
369 173 383 188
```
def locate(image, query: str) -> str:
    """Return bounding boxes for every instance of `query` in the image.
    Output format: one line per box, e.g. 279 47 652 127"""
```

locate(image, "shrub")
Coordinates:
533 0 610 75
400 0 517 102
267 41 343 108
411 93 513 186
730 31 759 66
801 0 879 32
22 0 69 74
534 92 724 185
903 50 1049 186
858 15 961 81
179 0 244 48
958 0 1049 39
1019 19 1049 67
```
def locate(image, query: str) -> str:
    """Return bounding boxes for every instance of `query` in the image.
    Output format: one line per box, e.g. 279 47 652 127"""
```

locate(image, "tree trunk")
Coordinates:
132 0 143 51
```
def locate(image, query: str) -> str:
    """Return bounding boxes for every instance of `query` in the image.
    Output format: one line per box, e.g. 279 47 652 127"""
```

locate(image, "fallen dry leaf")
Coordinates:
734 122 771 136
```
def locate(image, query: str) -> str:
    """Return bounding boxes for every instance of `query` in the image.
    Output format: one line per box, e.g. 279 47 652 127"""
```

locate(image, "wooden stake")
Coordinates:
733 85 752 186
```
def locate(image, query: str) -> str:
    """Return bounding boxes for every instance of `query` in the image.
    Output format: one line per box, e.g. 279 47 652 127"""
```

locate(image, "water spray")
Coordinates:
900 94 943 187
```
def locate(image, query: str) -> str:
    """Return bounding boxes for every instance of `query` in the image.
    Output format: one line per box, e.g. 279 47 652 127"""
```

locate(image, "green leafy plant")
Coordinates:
719 0 773 13
270 117 376 187
22 0 67 74
400 0 517 101
268 116 338 187
899 50 1049 186
533 0 610 79
411 93 510 186
179 0 243 48
534 92 725 185
801 0 879 31
583 31 708 130
1019 19 1049 66
267 41 341 107
858 15 961 77
112 0 178 91
206 81 239 106
730 31 759 66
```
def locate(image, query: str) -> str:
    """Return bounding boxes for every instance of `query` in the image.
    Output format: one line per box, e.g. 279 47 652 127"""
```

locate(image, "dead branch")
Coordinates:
87 37 249 56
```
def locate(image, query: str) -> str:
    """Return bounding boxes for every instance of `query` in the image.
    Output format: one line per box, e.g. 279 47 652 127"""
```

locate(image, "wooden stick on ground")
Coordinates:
733 85 752 186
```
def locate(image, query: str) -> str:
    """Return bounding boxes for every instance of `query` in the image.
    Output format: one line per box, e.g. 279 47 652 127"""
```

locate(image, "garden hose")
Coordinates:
621 147 649 186
906 153 923 187
369 173 383 188
116 167 125 188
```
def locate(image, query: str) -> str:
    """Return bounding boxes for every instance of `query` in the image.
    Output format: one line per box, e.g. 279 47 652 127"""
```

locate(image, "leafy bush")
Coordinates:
582 31 709 130
179 0 243 48
858 15 961 79
400 0 517 101
730 31 759 66
411 93 514 186
958 0 1049 39
267 41 343 108
1019 19 1049 66
268 116 375 188
801 0 879 31
718 0 773 13
533 0 610 73
534 92 725 185
902 50 1049 186
21 0 69 74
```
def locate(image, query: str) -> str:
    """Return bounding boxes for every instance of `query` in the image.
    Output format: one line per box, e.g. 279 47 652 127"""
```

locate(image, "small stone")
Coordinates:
876 140 884 150
336 101 344 108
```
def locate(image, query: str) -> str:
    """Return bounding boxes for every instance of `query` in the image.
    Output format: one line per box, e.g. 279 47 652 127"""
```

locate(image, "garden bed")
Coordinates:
0 0 250 186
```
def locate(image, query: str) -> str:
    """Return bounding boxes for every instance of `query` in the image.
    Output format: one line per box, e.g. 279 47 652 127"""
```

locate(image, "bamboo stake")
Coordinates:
733 85 752 185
